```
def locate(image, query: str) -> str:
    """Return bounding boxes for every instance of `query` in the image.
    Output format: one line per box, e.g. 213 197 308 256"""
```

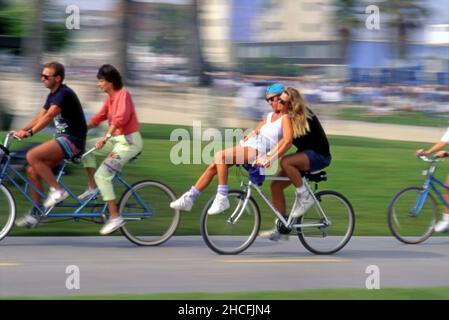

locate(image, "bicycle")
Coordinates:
200 165 355 255
0 132 181 245
387 154 444 244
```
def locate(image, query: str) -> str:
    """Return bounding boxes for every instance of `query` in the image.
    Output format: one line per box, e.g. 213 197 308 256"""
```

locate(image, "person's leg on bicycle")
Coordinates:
16 142 67 227
92 133 143 235
79 137 114 200
208 145 257 215
170 145 258 214
435 173 449 232
281 151 316 219
259 169 292 240
26 139 69 208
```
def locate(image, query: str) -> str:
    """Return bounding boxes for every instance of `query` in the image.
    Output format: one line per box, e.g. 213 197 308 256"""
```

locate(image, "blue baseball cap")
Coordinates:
266 83 285 95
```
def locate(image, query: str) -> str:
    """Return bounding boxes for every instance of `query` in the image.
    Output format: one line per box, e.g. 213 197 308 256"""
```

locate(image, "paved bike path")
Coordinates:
0 236 448 297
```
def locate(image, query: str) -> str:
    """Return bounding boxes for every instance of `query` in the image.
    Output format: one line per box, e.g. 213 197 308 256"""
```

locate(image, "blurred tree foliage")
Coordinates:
0 0 69 53
148 4 190 55
0 1 29 37
238 57 301 77
45 22 69 52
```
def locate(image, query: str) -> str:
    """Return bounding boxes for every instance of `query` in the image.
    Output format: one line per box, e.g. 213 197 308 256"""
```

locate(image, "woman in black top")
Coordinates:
260 87 331 241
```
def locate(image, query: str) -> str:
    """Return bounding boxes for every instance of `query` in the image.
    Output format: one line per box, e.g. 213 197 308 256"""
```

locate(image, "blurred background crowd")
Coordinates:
0 0 448 130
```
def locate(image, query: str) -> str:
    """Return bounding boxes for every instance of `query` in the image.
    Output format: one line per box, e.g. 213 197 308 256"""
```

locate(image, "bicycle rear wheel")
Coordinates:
118 180 180 246
0 184 15 242
387 186 438 244
297 190 355 254
200 190 261 255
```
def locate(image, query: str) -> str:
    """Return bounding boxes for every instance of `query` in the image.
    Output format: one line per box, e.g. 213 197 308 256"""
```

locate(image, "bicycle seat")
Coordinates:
302 170 327 183
242 164 265 186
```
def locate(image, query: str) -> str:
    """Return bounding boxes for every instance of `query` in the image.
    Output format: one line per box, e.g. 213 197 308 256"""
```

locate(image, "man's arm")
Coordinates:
29 105 61 135
19 108 47 131
416 141 447 156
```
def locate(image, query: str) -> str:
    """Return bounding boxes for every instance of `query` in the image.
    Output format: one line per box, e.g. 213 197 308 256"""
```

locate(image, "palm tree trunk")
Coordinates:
191 0 211 87
23 0 45 78
338 27 351 64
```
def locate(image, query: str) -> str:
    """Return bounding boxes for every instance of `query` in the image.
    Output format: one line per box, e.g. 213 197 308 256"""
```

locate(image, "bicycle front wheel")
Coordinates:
387 186 438 244
297 190 355 254
0 184 16 242
118 180 181 246
200 190 261 255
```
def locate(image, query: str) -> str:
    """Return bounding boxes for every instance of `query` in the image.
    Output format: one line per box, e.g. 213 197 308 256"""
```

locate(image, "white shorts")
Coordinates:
240 135 273 156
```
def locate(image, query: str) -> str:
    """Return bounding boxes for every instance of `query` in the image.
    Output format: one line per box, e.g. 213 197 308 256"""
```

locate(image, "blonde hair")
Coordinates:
283 87 310 138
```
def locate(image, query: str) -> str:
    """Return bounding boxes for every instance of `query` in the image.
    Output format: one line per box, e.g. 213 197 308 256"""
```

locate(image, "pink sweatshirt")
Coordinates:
91 89 140 136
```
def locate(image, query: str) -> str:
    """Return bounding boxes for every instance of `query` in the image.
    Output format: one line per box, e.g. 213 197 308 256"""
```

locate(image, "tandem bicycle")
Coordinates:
0 132 180 245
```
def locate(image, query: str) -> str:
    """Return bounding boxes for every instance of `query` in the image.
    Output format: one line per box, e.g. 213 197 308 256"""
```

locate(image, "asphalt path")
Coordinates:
0 236 448 297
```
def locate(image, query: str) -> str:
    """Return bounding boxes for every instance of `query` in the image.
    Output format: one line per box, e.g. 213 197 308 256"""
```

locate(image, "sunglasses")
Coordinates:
265 95 280 103
279 99 290 105
40 74 56 80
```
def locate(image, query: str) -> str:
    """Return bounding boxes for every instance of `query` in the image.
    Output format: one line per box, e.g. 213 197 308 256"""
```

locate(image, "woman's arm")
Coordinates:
267 116 293 160
254 116 293 167
110 91 133 129
90 101 109 128
243 118 266 141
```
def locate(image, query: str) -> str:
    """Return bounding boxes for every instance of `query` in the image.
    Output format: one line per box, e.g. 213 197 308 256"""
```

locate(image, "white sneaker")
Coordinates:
78 187 99 201
43 187 69 208
100 217 126 235
434 213 449 233
259 229 289 241
290 190 314 218
207 193 230 215
15 211 39 228
170 192 195 211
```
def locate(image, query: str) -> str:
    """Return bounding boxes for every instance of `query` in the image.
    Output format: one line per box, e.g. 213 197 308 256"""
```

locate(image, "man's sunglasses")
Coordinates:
265 95 280 103
40 74 56 80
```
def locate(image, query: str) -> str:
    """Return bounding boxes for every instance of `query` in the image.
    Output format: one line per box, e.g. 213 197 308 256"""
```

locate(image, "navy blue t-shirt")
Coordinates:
44 84 87 140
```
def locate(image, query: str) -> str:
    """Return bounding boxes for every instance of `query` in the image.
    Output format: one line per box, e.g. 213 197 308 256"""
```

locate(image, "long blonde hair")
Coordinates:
283 87 310 138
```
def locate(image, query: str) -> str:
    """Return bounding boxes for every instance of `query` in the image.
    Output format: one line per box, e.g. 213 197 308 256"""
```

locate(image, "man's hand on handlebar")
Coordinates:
13 129 32 140
415 148 428 156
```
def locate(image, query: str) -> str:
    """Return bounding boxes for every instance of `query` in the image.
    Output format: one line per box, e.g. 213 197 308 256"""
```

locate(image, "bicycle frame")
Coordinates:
229 167 330 230
412 158 449 215
0 133 152 220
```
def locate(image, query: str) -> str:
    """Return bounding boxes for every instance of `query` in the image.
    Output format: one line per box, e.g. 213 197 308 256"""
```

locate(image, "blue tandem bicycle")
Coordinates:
0 132 181 245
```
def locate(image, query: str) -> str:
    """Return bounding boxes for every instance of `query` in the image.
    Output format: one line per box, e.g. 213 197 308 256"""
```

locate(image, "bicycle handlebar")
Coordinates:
417 154 443 163
81 147 96 159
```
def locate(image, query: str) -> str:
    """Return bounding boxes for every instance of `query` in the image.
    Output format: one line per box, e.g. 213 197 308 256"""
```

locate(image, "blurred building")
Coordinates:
231 0 340 66
198 0 232 69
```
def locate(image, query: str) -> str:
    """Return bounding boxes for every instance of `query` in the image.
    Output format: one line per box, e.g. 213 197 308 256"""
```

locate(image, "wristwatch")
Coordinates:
105 133 112 140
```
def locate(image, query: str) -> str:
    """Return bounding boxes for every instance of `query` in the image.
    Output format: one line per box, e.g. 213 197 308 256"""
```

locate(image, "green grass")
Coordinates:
1 123 449 237
338 107 449 128
4 286 449 300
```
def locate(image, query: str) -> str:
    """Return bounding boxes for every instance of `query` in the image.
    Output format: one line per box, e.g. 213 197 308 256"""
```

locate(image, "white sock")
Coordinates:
296 186 307 194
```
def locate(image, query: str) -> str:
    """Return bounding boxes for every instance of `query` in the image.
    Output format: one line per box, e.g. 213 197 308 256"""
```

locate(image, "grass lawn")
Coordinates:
338 107 449 128
5 286 449 300
1 123 448 237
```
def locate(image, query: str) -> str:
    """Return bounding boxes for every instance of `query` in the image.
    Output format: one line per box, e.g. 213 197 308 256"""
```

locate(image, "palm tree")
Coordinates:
118 0 132 82
332 0 360 64
385 0 428 60
23 0 45 78
190 0 211 86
